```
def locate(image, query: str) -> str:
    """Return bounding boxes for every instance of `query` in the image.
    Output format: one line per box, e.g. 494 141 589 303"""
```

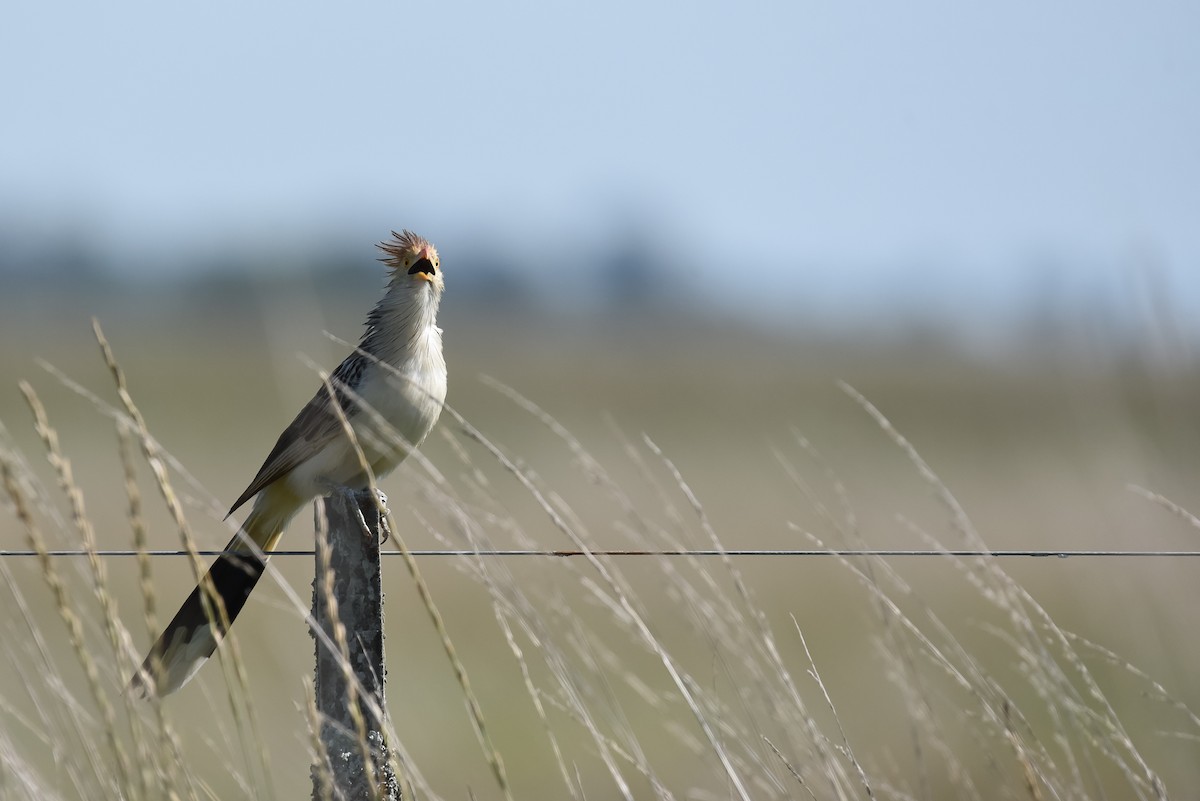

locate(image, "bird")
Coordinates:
129 230 448 697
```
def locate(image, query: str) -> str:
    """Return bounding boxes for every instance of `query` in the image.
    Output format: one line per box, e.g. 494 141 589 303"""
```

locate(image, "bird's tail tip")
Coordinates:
127 625 218 699
125 667 155 700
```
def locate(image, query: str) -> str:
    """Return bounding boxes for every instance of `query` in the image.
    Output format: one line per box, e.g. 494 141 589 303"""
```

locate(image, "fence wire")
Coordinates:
1 548 1198 558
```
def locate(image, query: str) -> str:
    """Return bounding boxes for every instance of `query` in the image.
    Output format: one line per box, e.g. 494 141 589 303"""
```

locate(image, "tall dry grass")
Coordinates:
0 324 1196 800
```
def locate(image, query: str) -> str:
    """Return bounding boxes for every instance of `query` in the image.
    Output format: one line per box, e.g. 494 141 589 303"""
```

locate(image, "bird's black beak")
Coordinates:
408 258 436 276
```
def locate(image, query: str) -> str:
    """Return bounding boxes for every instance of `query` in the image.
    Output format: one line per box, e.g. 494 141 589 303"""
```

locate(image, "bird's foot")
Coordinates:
378 508 392 545
322 483 390 544
366 488 391 545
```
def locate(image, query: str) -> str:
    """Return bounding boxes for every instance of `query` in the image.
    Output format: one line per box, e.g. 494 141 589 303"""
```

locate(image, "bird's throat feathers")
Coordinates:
361 278 442 363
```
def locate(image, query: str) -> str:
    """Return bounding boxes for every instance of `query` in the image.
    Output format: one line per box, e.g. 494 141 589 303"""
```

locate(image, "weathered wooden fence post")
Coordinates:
311 492 399 801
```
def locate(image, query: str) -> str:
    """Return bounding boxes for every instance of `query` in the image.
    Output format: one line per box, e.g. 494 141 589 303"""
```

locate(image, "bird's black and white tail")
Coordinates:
129 499 294 697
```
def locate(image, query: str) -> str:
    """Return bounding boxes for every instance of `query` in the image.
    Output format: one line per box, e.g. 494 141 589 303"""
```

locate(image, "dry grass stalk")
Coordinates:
12 383 133 795
91 320 276 800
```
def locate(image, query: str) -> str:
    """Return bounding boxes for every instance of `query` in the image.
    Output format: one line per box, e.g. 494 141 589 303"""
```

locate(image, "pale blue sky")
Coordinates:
3 0 1198 329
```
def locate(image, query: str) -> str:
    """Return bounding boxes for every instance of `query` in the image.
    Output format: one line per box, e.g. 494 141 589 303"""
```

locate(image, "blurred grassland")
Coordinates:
2 273 1199 798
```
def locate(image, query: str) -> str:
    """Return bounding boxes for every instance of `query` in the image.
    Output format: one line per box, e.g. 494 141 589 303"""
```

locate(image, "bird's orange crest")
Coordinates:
377 230 436 271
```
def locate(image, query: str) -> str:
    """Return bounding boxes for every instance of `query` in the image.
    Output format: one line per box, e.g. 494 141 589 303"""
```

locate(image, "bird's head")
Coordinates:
377 230 443 296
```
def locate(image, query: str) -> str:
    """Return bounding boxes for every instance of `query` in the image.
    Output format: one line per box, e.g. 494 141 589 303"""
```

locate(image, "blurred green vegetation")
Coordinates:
2 267 1199 798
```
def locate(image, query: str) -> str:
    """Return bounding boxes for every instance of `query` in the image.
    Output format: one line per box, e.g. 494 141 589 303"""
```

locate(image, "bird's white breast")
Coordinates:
352 325 446 475
287 324 446 495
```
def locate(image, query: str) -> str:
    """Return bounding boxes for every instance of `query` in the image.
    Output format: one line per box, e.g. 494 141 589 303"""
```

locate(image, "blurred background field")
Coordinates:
3 1 1199 798
3 259 1200 798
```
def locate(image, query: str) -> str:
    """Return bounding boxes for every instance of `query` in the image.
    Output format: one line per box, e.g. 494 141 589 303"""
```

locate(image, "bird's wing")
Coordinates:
226 355 367 516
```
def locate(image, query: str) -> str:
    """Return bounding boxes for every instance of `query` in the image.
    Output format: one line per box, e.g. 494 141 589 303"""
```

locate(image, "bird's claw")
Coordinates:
323 483 390 545
365 488 391 545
